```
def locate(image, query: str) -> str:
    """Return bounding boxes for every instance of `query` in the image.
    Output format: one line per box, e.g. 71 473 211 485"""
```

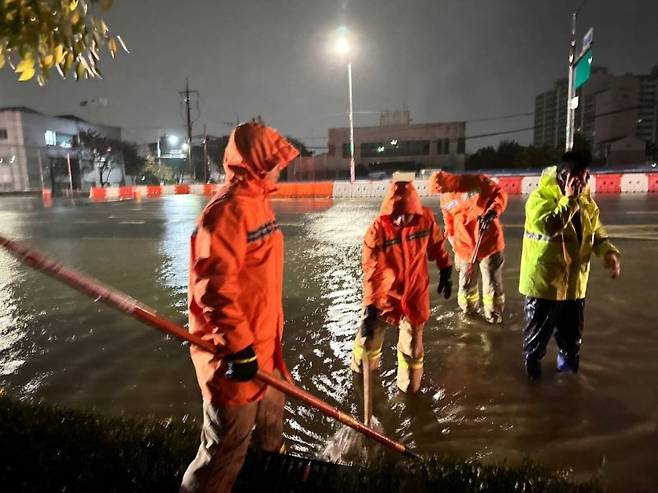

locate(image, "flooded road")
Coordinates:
1 193 657 491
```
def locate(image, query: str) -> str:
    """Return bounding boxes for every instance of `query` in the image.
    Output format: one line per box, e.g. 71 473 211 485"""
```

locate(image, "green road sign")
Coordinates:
574 49 593 90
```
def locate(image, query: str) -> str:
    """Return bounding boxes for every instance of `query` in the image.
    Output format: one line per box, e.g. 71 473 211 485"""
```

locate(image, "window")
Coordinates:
361 140 430 158
44 130 76 148
45 130 56 146
56 132 75 148
0 129 7 140
342 143 352 158
437 139 450 155
457 137 466 154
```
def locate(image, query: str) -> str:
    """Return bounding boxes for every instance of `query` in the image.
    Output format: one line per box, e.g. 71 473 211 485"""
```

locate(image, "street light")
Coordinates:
167 135 180 146
334 27 356 184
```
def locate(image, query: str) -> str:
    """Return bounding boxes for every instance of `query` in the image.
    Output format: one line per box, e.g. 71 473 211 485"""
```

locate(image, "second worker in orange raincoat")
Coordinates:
351 176 452 394
431 171 508 323
181 122 299 493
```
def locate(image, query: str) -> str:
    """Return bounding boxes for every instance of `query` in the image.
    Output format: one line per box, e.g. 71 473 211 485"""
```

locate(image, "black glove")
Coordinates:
437 266 453 299
360 305 380 338
478 209 497 231
225 345 258 382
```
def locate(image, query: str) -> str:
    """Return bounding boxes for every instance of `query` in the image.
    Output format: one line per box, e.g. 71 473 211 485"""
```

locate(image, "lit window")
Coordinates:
45 130 56 146
56 133 75 148
361 141 430 158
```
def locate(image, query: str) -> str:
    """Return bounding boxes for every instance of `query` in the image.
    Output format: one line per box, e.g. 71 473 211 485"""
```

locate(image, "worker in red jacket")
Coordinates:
351 175 452 395
431 171 507 323
181 122 299 493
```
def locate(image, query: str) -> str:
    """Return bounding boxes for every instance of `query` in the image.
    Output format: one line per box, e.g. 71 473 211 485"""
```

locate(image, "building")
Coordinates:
534 66 658 164
534 77 569 148
0 107 122 192
289 111 466 181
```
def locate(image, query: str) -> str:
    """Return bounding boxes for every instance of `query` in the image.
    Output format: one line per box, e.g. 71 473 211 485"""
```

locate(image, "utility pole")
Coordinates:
565 11 577 152
203 124 209 183
566 1 590 152
178 79 199 181
347 62 355 183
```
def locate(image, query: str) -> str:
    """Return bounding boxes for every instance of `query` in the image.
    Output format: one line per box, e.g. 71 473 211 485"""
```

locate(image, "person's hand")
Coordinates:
437 266 453 299
225 345 258 382
478 210 497 231
565 174 584 198
604 251 621 279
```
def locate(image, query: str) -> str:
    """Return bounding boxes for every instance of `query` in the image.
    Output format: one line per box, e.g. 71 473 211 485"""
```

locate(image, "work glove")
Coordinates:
604 251 621 279
437 266 453 299
478 209 497 231
360 305 380 338
225 345 258 382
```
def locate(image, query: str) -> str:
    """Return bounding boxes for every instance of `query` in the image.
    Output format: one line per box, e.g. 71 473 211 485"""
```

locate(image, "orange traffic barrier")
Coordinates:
118 187 134 200
89 187 107 202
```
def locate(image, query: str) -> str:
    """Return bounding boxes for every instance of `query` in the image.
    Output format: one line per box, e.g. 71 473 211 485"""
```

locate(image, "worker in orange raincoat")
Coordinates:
181 123 299 493
431 171 507 323
351 175 452 394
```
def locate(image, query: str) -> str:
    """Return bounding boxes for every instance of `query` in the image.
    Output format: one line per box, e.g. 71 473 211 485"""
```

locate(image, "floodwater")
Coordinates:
1 193 657 492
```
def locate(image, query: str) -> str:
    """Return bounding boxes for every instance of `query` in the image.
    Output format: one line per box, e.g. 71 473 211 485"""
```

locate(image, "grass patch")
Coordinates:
0 395 601 492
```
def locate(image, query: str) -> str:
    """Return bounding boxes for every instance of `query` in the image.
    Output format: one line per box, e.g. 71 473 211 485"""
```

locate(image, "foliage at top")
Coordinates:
0 0 127 85
466 134 596 170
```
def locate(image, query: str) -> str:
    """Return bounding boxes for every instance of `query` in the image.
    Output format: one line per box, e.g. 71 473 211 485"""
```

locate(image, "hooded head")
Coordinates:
379 180 423 217
430 170 479 194
222 122 299 183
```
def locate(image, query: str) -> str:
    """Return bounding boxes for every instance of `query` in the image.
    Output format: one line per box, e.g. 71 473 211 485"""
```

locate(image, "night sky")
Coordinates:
1 0 656 152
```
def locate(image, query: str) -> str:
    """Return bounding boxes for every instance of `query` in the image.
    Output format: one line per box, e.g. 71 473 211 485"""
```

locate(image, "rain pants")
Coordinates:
351 181 451 392
183 123 298 493
431 171 507 320
519 166 620 371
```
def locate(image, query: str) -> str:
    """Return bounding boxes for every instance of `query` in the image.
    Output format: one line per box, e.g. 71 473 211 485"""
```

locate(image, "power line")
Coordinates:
467 112 533 123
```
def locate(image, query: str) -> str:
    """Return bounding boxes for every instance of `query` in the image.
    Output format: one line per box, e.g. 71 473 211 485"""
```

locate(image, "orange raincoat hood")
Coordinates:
430 171 481 194
223 122 299 183
379 181 424 216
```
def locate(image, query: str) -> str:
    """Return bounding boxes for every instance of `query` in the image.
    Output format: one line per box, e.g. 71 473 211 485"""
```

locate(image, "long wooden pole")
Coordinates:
0 234 418 459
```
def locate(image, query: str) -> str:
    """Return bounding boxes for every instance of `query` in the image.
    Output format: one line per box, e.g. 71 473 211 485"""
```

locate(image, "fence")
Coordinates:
85 170 658 202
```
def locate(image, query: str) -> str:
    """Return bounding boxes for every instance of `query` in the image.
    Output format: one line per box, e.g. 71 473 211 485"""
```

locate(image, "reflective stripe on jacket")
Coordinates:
363 182 452 327
519 166 620 300
188 123 298 406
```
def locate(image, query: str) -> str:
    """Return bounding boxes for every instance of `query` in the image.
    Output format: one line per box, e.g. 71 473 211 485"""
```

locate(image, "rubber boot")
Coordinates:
556 352 579 373
525 357 541 380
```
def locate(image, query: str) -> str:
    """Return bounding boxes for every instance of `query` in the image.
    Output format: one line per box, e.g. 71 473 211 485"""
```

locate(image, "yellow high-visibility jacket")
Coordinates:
519 166 619 300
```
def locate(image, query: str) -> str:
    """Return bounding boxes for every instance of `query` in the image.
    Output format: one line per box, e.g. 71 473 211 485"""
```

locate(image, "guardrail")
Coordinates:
85 171 658 202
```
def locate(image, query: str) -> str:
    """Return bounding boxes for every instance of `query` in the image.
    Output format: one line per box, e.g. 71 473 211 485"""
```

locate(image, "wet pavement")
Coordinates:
0 193 657 491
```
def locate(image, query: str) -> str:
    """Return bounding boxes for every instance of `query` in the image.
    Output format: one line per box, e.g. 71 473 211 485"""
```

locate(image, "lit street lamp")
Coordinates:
334 27 356 184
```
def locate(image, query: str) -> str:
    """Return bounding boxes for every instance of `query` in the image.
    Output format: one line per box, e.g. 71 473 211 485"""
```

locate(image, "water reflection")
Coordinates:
0 195 656 492
158 196 204 312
